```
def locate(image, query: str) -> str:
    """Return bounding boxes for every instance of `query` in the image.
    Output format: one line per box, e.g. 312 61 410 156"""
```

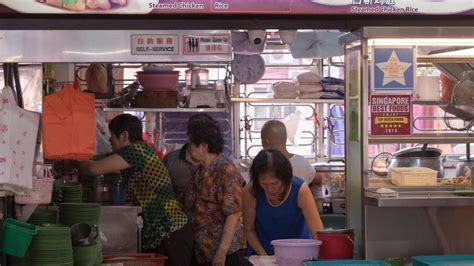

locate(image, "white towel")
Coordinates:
272 81 298 93
298 83 324 93
297 72 323 84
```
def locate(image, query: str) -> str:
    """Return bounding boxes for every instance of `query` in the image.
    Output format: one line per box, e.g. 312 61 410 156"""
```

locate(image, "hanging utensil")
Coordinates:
243 115 253 143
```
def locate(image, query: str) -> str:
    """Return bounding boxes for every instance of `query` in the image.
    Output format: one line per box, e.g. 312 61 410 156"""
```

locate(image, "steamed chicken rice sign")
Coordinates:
37 0 128 11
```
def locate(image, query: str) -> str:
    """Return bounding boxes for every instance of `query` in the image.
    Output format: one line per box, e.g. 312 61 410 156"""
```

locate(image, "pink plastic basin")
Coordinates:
271 239 322 266
136 71 179 91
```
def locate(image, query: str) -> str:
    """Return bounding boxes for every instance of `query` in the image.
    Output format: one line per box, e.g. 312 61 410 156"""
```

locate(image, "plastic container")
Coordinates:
0 218 37 258
136 71 179 91
383 257 407 266
412 255 474 266
185 67 209 88
103 253 167 266
317 229 354 260
415 76 440 101
215 80 227 107
271 239 322 266
111 179 126 205
304 260 390 265
440 73 456 101
390 167 438 186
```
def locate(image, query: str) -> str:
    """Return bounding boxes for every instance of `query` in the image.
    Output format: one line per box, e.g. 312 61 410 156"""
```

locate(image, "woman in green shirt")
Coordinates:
79 114 191 266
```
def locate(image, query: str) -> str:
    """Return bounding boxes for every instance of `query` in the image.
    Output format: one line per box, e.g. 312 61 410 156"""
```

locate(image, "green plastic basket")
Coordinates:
0 218 37 258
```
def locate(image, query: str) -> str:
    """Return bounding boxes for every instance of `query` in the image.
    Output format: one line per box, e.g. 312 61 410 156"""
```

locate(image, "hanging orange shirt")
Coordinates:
42 84 96 160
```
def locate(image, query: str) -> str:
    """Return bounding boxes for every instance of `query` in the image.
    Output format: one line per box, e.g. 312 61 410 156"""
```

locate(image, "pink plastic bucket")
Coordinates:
271 239 322 266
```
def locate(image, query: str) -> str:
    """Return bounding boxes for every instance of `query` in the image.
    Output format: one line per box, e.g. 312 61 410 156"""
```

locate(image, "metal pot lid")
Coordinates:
393 146 442 158
317 228 354 234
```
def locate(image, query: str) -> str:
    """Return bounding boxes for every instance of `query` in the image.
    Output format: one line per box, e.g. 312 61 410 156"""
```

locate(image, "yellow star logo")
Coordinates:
376 50 412 86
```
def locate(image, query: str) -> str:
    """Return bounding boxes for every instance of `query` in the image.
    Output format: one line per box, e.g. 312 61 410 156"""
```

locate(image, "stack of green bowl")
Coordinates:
73 242 99 266
58 183 83 203
59 203 100 225
25 224 73 266
96 237 103 264
27 208 58 225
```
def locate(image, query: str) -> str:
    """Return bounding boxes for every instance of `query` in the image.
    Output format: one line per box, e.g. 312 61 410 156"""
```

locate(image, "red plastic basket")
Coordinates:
103 253 167 266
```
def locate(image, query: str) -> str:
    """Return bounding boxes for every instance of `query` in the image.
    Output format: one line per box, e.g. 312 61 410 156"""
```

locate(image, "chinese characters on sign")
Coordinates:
182 35 230 55
131 34 179 55
370 94 412 135
130 33 231 57
372 46 416 91
2 0 474 14
352 0 396 5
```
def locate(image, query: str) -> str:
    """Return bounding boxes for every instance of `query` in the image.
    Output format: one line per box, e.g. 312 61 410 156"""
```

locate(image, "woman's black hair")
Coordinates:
186 114 224 154
250 149 293 197
108 114 143 142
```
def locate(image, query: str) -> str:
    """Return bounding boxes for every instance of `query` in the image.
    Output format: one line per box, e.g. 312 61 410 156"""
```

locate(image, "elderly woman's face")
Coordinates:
259 172 285 199
188 141 207 164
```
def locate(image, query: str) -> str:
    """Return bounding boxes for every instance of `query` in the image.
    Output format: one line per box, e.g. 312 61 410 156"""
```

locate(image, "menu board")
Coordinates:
370 94 411 136
1 0 473 15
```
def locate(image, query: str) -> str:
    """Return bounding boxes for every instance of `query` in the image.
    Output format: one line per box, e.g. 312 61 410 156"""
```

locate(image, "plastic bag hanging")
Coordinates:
42 84 96 160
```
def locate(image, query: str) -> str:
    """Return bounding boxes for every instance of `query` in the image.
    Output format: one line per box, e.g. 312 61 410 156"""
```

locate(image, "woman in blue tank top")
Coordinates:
243 149 324 255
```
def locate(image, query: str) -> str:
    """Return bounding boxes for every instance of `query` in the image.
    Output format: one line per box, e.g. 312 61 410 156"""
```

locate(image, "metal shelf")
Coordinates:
366 190 474 207
230 97 344 104
103 107 228 113
417 55 474 64
369 133 474 144
412 100 450 106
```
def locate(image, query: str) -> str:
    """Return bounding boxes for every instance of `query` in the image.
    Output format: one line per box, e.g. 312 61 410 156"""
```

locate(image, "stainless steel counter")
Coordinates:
364 187 474 259
46 205 142 253
365 190 474 207
100 205 142 212
99 205 142 253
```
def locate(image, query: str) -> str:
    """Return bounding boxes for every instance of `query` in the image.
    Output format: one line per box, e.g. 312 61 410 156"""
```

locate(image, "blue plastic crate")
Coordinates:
304 260 390 266
412 255 474 266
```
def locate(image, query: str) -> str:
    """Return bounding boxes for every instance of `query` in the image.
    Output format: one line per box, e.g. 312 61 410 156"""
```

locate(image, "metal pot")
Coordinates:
455 156 474 177
388 146 444 178
71 223 98 247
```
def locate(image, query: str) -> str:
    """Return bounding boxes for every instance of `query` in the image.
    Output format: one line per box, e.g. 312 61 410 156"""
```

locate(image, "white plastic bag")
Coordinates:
283 110 303 147
0 87 40 191
95 110 112 156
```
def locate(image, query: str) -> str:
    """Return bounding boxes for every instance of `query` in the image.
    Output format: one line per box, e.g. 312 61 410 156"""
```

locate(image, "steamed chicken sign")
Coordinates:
0 0 473 15
370 94 411 136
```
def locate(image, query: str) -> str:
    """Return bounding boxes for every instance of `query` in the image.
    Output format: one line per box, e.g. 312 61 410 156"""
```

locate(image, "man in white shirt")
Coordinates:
260 120 317 185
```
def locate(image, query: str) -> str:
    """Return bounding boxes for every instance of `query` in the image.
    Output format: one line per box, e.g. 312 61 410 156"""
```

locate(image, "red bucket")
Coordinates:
317 229 354 260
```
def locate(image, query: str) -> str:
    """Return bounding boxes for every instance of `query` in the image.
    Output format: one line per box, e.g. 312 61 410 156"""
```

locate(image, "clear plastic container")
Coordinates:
186 67 209 88
215 80 227 107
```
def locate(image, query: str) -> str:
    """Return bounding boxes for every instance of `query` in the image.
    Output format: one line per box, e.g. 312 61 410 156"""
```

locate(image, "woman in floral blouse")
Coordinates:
185 114 245 266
